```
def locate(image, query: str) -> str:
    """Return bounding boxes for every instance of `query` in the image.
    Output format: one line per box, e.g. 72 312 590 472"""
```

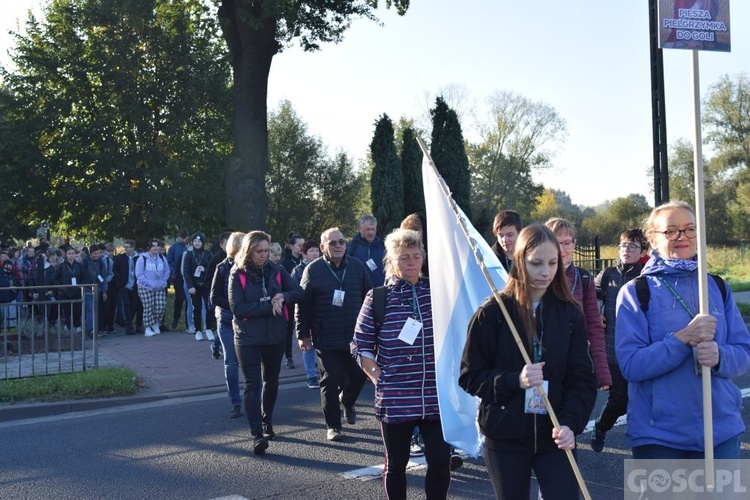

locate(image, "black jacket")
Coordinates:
295 256 372 350
491 241 512 273
229 263 302 347
210 258 234 325
459 294 596 451
279 248 301 275
595 261 643 364
182 248 213 289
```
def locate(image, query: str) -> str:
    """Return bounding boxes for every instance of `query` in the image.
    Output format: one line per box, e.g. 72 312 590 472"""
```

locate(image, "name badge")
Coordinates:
97 275 104 283
71 277 77 285
397 317 422 345
365 258 377 271
332 289 346 307
194 267 202 277
260 296 271 302
524 380 549 414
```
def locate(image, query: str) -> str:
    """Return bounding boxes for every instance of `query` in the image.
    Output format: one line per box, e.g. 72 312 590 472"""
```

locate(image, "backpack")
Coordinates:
634 273 727 313
239 269 288 321
370 285 388 327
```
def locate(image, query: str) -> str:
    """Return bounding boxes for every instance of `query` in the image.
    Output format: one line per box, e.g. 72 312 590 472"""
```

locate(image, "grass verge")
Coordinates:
0 366 140 404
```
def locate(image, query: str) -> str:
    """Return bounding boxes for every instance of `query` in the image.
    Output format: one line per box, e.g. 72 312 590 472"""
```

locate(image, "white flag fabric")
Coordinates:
423 155 508 458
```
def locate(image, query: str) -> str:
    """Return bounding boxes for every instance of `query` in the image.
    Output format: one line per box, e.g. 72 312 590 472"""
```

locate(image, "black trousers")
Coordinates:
283 319 294 360
595 362 628 432
102 285 119 330
172 275 186 328
190 286 210 331
380 419 451 500
120 287 142 332
236 341 285 437
484 439 579 500
316 348 366 430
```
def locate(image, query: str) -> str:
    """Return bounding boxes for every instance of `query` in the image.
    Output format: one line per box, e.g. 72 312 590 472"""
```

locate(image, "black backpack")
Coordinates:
371 285 388 327
634 274 728 313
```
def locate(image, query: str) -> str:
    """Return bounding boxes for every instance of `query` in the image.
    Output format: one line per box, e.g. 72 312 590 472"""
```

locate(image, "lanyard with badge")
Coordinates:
525 301 548 415
397 285 422 345
656 275 704 374
259 272 270 302
327 260 347 307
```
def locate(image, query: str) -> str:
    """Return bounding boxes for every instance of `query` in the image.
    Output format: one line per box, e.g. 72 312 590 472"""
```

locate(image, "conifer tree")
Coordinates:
430 97 473 219
370 114 404 236
400 127 425 217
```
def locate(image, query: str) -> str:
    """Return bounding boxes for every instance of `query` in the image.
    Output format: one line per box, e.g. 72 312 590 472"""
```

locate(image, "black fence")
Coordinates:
574 236 616 277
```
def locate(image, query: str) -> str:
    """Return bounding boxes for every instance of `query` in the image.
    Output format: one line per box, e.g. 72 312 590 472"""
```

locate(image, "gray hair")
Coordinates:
383 229 425 281
320 227 344 243
359 215 377 227
643 200 694 235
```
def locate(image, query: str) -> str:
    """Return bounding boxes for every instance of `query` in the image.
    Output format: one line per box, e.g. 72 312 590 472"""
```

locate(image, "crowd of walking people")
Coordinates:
2 199 749 499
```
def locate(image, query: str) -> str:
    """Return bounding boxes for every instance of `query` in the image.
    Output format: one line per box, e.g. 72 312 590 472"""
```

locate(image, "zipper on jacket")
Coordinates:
586 339 594 373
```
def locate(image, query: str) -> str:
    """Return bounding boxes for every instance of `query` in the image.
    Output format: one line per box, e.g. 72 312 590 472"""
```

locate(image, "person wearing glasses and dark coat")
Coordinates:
616 201 750 460
296 227 371 442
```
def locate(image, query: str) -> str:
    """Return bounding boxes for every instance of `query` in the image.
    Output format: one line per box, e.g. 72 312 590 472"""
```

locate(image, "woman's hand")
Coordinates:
553 425 575 450
518 362 545 390
696 340 720 368
188 287 196 295
271 293 284 316
675 314 716 346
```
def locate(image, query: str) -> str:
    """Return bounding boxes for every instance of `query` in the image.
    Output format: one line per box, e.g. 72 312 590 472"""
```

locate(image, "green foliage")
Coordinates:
266 100 366 242
2 0 231 243
579 194 651 244
370 114 404 236
400 126 424 217
704 72 750 172
0 366 139 403
430 97 472 220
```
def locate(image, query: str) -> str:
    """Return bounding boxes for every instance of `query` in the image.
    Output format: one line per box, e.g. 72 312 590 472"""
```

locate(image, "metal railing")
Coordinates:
1 283 99 380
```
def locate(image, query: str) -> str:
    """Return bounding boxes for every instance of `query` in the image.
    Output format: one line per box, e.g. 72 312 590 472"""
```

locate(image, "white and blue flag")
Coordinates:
422 155 508 458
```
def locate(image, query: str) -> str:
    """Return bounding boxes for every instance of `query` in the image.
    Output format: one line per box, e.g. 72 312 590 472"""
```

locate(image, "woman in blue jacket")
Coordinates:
229 231 303 455
616 200 750 459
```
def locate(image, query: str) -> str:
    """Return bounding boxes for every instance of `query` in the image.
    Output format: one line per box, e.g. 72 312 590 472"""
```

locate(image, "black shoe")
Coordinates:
228 405 242 418
591 427 606 453
450 452 463 471
285 357 295 369
212 343 222 360
171 322 178 330
159 324 170 332
252 436 269 455
344 405 357 425
262 423 275 440
125 329 135 335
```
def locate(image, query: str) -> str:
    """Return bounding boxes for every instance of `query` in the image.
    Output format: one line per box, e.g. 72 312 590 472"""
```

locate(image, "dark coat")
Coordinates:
182 248 213 289
229 263 302 347
459 294 596 451
210 258 234 325
295 256 372 351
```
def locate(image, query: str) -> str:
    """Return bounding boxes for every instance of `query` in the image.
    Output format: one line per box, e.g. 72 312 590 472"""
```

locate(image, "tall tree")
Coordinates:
217 0 410 231
468 90 566 237
704 72 750 172
2 0 231 242
579 194 651 245
430 96 472 219
266 100 367 242
400 126 424 217
370 114 404 236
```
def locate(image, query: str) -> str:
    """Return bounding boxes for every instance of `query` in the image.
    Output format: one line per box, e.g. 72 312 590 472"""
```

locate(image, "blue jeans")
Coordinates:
182 281 206 330
632 434 742 460
303 348 318 379
217 318 241 407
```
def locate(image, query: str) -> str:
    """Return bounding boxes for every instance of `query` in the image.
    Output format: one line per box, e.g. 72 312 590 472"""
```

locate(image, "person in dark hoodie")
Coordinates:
279 232 304 369
491 209 522 274
182 231 214 342
459 224 596 499
590 228 647 453
229 231 303 455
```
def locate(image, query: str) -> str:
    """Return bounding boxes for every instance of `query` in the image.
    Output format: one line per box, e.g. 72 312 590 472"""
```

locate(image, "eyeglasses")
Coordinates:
654 227 697 241
327 239 347 247
618 243 642 252
558 239 575 250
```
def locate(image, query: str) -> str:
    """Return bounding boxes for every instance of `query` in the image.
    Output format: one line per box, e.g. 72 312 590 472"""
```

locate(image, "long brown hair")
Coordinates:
502 224 578 346
235 231 271 270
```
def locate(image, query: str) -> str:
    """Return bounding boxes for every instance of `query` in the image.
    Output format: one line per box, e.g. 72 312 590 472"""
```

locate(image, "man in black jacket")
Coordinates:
296 227 371 442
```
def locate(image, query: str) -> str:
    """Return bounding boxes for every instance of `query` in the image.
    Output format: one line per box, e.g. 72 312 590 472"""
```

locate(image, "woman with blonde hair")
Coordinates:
210 231 246 418
229 231 303 455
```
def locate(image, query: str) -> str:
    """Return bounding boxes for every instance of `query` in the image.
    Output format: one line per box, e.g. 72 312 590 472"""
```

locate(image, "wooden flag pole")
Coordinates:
416 137 592 500
690 49 715 491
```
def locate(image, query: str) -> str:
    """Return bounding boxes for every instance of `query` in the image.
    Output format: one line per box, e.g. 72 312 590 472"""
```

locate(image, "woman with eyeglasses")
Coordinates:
615 201 750 459
545 218 611 391
355 228 452 500
589 228 647 453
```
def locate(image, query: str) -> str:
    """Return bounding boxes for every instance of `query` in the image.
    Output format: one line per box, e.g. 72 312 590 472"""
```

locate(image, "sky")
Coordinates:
1 1 748 208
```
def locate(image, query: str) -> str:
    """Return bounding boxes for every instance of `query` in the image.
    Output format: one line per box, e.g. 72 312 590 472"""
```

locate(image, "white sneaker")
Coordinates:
186 326 196 334
195 330 204 341
145 327 156 337
204 329 215 341
152 324 161 334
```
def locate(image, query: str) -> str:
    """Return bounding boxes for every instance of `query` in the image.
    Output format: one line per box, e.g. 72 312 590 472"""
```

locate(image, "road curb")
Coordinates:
0 374 308 422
